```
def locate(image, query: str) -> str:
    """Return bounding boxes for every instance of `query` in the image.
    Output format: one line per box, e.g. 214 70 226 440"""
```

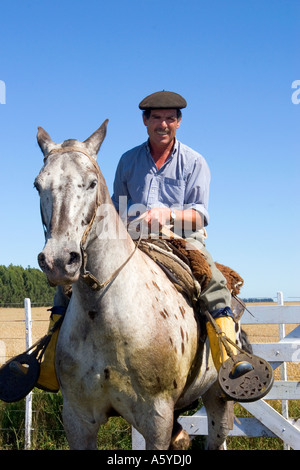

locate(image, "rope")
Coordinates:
17 313 65 363
80 232 143 291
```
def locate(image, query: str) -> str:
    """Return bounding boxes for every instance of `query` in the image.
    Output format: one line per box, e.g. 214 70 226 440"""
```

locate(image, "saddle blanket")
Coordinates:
137 236 246 322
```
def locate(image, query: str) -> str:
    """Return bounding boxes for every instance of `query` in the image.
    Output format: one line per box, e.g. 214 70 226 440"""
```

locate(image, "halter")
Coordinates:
44 146 101 246
44 146 141 291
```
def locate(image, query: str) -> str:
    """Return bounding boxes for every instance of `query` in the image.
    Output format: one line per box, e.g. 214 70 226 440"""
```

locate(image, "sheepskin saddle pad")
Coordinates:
137 237 244 309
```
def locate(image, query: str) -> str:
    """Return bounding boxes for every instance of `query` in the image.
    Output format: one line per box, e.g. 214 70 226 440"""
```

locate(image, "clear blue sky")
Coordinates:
0 0 299 299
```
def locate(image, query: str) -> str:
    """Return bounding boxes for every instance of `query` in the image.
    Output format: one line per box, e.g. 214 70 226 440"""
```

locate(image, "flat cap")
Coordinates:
139 90 187 110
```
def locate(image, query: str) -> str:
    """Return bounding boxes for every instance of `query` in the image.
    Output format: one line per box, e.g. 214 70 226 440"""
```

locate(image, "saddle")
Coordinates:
137 236 246 322
139 236 274 402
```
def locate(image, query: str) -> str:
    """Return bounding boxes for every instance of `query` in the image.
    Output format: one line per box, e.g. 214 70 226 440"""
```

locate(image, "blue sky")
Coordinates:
0 0 299 299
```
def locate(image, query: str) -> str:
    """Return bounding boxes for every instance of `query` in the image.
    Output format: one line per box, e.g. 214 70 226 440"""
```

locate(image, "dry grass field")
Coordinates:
0 303 299 380
0 307 50 365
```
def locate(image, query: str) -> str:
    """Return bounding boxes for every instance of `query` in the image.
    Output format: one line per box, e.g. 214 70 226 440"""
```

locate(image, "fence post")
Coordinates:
277 291 290 450
24 298 33 450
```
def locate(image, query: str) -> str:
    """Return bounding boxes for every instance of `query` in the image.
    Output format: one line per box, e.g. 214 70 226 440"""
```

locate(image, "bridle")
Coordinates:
44 146 101 246
43 146 141 291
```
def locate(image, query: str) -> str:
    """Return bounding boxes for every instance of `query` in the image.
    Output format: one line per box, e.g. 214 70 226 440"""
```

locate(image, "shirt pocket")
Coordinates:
160 177 186 207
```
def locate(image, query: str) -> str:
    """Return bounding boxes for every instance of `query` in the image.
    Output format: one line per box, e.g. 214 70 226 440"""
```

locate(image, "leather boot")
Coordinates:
36 307 65 392
206 309 253 377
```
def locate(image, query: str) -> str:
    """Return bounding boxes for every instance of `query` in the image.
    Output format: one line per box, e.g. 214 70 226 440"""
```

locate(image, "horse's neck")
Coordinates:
84 202 136 283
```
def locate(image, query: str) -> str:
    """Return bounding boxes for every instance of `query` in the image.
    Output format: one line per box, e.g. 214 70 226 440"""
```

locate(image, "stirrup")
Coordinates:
0 309 65 402
218 352 274 402
0 352 41 403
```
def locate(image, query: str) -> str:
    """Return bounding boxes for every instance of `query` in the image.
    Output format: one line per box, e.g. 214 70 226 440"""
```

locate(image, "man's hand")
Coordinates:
143 208 172 232
143 208 204 234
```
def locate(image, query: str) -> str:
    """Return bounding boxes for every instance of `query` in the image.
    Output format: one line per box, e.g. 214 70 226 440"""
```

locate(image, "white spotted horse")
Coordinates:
31 121 272 450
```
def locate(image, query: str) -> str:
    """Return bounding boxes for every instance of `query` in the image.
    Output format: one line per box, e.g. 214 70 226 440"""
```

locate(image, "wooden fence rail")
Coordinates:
132 293 300 450
1 295 299 450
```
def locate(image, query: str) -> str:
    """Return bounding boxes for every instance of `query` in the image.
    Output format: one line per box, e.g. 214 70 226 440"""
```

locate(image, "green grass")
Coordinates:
189 399 300 450
0 390 131 450
226 400 300 451
0 393 299 450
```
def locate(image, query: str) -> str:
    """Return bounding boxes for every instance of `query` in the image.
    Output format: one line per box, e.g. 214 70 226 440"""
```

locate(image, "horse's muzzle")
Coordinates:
38 246 82 285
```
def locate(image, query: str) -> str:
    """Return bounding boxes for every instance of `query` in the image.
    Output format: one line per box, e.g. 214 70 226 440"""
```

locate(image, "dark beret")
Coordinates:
139 90 187 110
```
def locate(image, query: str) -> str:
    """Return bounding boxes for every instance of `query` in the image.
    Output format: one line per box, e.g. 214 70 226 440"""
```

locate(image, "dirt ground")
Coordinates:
0 303 299 380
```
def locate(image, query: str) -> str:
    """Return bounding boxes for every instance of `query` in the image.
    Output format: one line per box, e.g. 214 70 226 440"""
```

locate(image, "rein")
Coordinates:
44 146 141 291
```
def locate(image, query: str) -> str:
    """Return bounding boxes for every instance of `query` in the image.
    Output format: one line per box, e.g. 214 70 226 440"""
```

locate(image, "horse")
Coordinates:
35 121 236 450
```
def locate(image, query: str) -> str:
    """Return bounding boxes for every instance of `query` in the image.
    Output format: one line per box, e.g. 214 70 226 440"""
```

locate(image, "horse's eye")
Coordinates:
87 180 97 190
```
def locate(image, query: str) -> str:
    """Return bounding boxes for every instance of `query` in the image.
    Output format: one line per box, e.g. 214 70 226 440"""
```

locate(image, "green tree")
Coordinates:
0 265 56 306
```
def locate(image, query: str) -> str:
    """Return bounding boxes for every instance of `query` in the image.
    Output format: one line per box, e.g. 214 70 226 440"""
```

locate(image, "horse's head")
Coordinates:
35 120 109 286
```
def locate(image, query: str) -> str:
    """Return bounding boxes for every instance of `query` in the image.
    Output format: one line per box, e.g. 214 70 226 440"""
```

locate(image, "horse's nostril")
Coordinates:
38 252 46 267
68 252 80 265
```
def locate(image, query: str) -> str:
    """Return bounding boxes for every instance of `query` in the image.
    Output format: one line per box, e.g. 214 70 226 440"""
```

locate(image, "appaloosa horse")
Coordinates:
35 121 235 450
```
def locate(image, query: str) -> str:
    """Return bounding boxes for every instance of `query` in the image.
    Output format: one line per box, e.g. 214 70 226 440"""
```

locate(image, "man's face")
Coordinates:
143 109 181 148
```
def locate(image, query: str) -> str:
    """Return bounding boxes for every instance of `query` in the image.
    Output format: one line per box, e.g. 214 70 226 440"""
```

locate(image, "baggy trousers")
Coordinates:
185 230 232 314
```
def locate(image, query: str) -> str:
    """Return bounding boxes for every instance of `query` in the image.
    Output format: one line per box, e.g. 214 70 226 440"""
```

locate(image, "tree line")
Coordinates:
0 265 56 306
0 264 275 308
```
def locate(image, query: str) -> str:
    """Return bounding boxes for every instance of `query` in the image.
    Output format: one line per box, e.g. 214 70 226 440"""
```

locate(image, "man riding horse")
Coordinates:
37 90 253 393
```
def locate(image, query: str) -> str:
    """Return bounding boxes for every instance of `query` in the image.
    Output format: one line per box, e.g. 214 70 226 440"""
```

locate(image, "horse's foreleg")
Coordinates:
168 409 191 450
202 380 234 450
62 399 100 450
138 399 174 450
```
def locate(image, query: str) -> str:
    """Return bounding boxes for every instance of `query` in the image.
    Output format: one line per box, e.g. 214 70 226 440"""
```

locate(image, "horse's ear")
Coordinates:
84 119 109 158
37 127 56 156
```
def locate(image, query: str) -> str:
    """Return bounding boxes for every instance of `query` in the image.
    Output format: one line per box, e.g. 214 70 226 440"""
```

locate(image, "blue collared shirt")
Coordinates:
111 139 211 226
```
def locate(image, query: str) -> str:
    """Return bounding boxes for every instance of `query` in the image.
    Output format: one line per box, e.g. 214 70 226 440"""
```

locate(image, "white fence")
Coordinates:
24 298 33 450
133 292 300 450
1 294 299 450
